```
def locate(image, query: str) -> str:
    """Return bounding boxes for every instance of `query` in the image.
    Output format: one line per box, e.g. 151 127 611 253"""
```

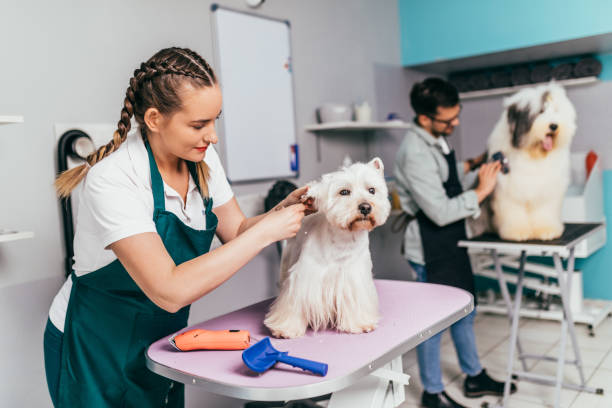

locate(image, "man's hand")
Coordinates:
465 151 488 173
474 161 501 203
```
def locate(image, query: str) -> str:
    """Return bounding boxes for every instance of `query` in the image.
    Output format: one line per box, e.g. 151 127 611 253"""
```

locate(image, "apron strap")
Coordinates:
145 140 166 212
146 140 212 212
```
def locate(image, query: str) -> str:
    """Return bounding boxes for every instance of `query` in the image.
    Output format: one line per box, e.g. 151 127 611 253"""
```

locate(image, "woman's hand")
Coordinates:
258 203 307 244
274 186 316 215
474 161 501 203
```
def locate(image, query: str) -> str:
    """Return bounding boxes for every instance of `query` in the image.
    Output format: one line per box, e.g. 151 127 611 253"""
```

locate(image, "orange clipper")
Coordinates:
169 329 250 351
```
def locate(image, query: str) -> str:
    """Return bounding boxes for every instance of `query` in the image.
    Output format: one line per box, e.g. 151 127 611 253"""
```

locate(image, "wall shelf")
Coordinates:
0 230 34 243
459 76 599 100
305 121 411 132
0 115 24 124
305 121 411 162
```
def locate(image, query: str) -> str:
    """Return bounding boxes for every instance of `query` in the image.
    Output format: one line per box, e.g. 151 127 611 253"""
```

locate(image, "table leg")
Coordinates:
327 356 409 408
552 249 586 407
492 250 528 372
501 250 527 407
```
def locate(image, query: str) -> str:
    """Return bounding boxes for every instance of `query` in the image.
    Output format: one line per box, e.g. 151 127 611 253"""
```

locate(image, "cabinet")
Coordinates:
399 1 612 74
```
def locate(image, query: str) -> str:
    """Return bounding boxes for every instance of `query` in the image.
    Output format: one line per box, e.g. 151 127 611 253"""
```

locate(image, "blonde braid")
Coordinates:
55 66 146 197
55 48 217 199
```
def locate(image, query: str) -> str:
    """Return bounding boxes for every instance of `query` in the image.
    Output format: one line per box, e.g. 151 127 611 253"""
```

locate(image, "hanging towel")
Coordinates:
551 63 575 80
511 66 531 86
449 73 472 92
573 57 602 78
490 70 512 88
530 63 553 83
467 71 491 90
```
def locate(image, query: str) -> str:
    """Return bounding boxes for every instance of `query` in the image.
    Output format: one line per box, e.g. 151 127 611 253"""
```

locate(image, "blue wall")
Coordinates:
597 53 612 81
399 0 612 66
578 171 612 299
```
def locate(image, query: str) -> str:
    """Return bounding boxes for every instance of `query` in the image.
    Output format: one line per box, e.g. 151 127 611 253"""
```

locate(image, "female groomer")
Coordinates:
394 78 515 408
44 47 309 407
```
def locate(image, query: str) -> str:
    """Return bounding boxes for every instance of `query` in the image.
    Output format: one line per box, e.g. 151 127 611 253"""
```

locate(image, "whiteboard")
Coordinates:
212 5 298 183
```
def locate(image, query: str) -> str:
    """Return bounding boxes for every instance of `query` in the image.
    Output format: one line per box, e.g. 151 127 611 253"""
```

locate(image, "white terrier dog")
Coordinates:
264 158 391 339
487 82 576 241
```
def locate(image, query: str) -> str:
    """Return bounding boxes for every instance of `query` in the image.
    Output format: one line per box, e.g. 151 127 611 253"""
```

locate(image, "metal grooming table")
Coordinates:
146 279 473 408
459 223 605 408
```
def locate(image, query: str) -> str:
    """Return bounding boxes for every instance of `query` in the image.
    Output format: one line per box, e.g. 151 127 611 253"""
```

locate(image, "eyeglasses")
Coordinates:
426 105 462 127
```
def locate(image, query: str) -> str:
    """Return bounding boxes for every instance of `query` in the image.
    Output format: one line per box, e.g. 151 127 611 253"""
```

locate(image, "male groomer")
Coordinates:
394 77 516 408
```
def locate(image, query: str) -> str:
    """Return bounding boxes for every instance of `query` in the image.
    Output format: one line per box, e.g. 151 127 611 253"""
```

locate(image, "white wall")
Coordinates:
0 0 420 406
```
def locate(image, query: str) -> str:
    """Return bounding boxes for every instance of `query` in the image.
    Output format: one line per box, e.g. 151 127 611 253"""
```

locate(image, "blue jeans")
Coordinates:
409 261 482 393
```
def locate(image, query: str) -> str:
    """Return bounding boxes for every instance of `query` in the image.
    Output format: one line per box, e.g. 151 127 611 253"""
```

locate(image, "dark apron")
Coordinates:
416 150 476 298
57 142 217 407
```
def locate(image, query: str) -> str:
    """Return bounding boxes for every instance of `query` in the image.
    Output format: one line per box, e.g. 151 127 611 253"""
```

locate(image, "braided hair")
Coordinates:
55 47 217 198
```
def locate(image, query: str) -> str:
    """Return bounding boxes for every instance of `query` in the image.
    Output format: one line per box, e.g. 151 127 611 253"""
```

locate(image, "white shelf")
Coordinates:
0 230 34 243
0 115 24 124
305 121 411 132
460 76 599 100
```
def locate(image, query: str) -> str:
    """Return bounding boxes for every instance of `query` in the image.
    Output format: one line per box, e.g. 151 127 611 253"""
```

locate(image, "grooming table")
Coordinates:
459 223 605 408
146 279 473 408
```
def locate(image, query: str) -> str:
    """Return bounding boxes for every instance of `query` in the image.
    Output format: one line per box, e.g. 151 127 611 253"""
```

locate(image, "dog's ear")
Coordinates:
368 157 384 173
303 180 323 211
507 104 534 148
342 155 353 167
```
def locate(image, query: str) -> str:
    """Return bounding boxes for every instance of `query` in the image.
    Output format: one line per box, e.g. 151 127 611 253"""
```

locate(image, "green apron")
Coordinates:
57 142 217 407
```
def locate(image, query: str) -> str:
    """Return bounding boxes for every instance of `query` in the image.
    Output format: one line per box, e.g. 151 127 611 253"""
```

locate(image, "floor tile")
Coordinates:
570 390 612 408
506 378 579 408
597 350 612 370
583 367 612 392
589 315 612 337
397 311 612 408
545 345 610 369
558 330 612 352
476 332 510 356
526 358 597 389
514 320 563 345
397 402 420 408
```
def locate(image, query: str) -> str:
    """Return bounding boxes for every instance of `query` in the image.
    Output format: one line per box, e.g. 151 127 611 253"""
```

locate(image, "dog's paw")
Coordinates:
531 223 564 241
337 320 378 334
497 224 532 242
265 320 307 339
357 323 377 333
268 326 307 339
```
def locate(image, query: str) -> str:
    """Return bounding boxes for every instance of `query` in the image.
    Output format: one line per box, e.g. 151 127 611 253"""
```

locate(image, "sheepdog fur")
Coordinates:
486 82 577 241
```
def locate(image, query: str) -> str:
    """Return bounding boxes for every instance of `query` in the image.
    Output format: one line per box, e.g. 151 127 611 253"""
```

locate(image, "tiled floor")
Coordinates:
398 312 612 408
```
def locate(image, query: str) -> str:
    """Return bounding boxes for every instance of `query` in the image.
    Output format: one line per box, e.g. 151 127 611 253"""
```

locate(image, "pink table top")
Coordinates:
146 279 473 401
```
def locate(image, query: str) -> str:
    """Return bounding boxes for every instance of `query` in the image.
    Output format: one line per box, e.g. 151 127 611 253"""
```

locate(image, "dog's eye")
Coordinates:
339 189 351 196
368 187 375 194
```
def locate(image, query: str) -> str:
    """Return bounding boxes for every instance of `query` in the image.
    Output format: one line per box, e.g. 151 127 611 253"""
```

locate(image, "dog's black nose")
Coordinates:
549 123 558 131
359 203 372 215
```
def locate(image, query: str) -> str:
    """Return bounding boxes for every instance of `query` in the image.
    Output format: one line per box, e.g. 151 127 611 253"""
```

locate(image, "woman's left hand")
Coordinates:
274 186 316 215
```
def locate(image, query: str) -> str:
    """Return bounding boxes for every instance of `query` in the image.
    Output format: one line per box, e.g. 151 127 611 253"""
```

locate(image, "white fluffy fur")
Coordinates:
488 82 576 241
264 158 391 338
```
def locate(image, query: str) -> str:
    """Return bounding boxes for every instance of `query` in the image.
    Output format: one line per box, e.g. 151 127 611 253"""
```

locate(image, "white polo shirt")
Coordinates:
49 131 234 331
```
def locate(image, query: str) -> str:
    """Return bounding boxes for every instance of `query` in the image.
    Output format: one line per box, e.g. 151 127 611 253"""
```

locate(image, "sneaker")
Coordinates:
463 368 517 398
421 390 466 408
